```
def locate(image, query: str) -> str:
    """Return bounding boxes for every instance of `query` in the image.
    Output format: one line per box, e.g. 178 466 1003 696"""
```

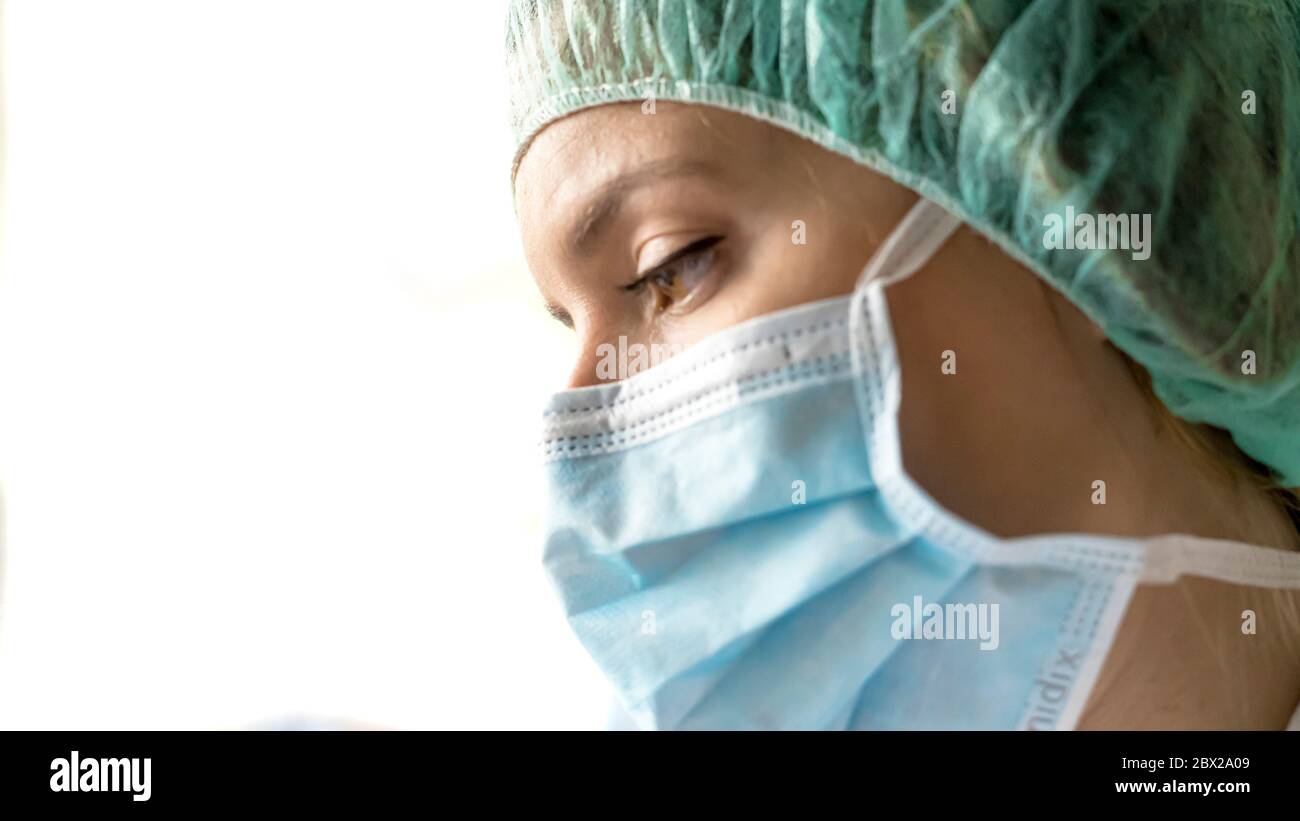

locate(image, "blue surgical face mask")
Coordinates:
538 198 1300 730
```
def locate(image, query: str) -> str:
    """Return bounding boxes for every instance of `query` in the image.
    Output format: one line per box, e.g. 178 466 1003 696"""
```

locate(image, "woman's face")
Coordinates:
513 101 917 388
511 100 1290 549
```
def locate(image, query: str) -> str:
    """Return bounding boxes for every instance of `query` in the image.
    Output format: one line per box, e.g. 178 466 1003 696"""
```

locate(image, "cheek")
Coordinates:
730 224 869 317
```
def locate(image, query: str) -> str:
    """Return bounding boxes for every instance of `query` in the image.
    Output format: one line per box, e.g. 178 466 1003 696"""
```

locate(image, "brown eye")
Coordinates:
626 235 723 313
650 243 714 301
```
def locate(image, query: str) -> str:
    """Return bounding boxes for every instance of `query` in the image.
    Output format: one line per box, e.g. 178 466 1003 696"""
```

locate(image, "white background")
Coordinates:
0 1 611 729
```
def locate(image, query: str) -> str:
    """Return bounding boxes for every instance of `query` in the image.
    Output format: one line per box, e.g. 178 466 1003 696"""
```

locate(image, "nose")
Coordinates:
564 327 611 389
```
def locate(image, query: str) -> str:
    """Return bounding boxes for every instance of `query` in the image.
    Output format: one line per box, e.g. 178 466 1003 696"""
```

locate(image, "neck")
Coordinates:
873 221 1300 729
885 225 1299 550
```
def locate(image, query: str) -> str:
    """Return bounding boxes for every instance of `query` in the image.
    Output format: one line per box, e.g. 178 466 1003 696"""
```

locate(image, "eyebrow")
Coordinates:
542 158 724 329
568 158 722 256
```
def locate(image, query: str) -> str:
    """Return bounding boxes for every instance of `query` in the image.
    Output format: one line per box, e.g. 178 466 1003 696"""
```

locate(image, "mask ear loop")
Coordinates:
854 198 964 291
848 198 963 494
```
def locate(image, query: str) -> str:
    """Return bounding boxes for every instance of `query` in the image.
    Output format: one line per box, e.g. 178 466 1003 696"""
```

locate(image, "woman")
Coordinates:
507 0 1300 729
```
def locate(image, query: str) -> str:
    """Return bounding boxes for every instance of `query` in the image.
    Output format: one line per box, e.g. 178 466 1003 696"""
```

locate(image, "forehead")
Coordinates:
513 102 774 224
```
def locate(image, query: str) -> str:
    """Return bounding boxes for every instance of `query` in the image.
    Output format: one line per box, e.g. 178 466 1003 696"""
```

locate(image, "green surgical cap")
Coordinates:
506 0 1300 486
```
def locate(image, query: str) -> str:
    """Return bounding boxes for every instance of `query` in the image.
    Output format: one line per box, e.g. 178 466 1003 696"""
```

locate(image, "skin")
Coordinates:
514 101 1300 729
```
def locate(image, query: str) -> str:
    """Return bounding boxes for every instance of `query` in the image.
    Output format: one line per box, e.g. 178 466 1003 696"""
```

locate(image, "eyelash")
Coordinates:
623 235 724 303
